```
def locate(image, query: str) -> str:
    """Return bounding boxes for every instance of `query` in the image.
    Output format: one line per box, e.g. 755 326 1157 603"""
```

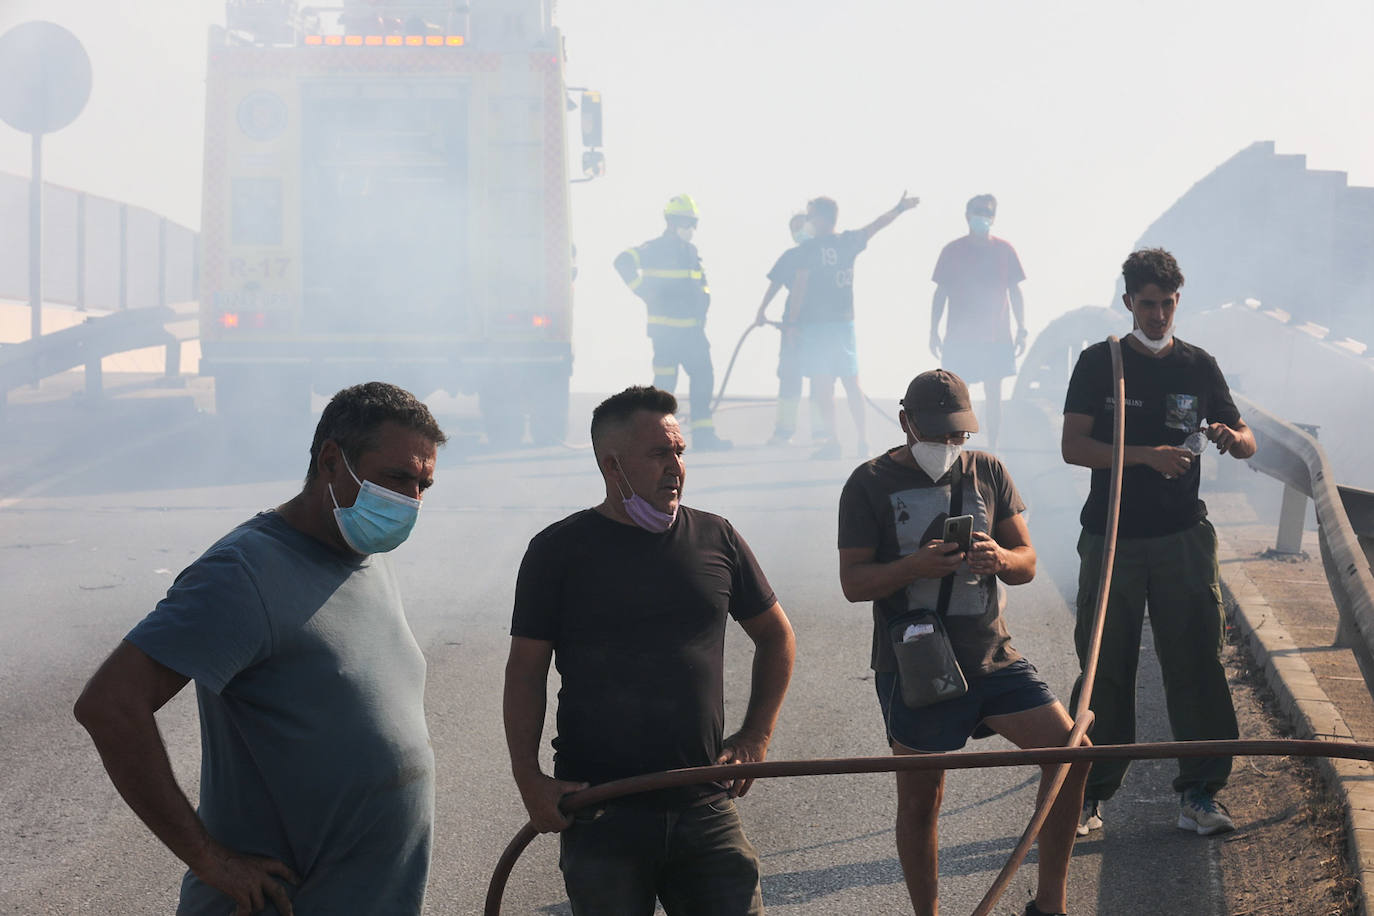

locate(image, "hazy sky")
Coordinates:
2 0 1372 401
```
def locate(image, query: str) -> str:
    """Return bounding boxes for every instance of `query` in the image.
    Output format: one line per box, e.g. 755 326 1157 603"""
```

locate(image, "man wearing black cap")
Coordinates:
837 369 1087 916
929 194 1028 450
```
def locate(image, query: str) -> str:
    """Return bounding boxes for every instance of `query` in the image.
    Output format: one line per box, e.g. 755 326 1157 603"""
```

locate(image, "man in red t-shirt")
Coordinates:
929 195 1027 450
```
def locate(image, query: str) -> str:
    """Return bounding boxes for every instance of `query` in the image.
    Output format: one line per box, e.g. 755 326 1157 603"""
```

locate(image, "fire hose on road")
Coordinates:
710 320 902 426
487 336 1374 914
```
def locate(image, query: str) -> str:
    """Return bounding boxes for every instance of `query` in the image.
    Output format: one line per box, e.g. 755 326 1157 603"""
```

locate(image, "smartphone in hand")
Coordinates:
943 514 974 554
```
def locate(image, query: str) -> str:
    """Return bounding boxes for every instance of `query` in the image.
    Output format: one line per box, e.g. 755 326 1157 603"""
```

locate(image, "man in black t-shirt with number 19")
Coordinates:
504 386 796 916
1062 248 1256 840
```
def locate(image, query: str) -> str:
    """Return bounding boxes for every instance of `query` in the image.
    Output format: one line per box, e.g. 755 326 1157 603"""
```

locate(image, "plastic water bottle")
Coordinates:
1164 428 1209 479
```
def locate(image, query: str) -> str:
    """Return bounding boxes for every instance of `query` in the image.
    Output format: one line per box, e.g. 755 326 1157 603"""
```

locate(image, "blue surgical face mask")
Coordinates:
969 215 993 236
329 453 421 554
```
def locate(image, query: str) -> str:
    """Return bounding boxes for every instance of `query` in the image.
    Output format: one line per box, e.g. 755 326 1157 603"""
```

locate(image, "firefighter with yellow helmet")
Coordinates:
613 194 732 449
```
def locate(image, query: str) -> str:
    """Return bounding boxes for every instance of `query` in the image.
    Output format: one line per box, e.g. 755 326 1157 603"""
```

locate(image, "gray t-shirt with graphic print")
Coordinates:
125 511 433 915
838 449 1027 675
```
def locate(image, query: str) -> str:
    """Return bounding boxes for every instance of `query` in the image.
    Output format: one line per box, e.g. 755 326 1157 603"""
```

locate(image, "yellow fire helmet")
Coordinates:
663 194 700 219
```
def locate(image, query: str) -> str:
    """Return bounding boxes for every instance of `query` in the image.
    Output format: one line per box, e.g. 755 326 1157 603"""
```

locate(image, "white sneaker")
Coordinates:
1178 789 1234 835
1077 799 1103 836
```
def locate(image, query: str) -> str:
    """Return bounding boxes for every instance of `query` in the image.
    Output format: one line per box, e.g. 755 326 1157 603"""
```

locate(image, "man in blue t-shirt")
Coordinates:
74 382 447 915
791 191 920 460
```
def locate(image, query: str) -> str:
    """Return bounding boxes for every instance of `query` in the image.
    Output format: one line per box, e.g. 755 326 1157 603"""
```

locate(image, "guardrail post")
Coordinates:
1275 485 1309 554
118 203 128 310
164 335 181 379
85 351 103 400
76 192 87 312
1274 422 1321 555
157 216 168 308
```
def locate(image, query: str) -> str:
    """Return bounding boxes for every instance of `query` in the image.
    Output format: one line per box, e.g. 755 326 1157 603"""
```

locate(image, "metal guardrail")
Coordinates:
0 171 197 312
0 302 198 410
1234 392 1374 685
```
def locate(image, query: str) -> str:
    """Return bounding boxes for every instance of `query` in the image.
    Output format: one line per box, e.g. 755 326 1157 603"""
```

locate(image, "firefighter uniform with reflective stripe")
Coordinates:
614 232 718 433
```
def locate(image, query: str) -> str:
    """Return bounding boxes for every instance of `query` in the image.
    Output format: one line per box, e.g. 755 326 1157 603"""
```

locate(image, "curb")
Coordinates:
1217 535 1374 915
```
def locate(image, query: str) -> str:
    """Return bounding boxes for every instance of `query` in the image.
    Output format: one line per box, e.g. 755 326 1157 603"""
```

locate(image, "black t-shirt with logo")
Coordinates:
796 229 869 323
1063 338 1242 539
511 506 776 806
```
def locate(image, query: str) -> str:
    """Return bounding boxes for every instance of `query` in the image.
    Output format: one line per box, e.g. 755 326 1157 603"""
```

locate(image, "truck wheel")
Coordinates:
480 386 525 449
528 371 571 447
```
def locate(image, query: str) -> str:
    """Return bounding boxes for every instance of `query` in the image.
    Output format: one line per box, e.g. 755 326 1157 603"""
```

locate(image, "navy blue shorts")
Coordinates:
875 658 1057 753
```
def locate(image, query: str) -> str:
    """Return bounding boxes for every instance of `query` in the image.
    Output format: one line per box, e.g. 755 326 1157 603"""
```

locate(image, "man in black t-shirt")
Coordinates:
755 213 823 445
504 386 796 915
792 191 920 460
1063 248 1257 839
838 370 1088 916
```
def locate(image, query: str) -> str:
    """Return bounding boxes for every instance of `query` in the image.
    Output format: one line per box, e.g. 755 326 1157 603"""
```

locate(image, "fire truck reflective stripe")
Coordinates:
646 316 700 328
640 268 703 280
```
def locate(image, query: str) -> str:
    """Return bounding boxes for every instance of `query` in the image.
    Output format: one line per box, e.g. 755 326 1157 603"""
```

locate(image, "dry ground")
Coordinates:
1216 620 1361 916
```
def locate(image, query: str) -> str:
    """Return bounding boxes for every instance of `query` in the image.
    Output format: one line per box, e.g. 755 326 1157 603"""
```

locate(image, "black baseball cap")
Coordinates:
901 370 979 435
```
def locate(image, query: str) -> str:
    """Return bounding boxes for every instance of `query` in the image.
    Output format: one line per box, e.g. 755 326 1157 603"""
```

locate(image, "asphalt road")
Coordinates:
1 391 1241 914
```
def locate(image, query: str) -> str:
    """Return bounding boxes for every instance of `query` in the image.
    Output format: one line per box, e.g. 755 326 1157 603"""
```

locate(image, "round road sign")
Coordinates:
0 21 92 135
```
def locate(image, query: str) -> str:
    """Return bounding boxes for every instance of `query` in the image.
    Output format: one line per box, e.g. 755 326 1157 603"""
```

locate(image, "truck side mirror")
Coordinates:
580 90 602 149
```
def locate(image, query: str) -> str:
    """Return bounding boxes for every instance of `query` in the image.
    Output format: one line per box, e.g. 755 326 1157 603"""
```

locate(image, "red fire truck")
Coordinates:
199 0 602 444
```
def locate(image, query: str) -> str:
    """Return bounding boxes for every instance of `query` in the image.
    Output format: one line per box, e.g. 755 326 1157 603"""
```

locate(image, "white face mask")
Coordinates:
675 226 695 243
910 439 962 481
1131 326 1174 353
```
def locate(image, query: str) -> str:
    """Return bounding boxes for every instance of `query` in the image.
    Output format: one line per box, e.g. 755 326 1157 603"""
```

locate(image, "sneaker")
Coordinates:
1076 799 1103 836
1024 902 1067 916
1178 789 1234 835
810 439 842 460
694 429 733 451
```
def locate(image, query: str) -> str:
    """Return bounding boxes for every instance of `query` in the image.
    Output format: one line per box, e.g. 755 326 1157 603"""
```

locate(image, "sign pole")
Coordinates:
29 129 42 346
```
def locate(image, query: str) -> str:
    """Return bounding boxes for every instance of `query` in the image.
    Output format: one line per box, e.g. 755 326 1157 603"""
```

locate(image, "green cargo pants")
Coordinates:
1070 518 1238 800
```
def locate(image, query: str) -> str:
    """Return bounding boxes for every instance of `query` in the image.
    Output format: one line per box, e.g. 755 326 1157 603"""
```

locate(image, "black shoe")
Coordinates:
1025 901 1067 916
694 429 733 451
